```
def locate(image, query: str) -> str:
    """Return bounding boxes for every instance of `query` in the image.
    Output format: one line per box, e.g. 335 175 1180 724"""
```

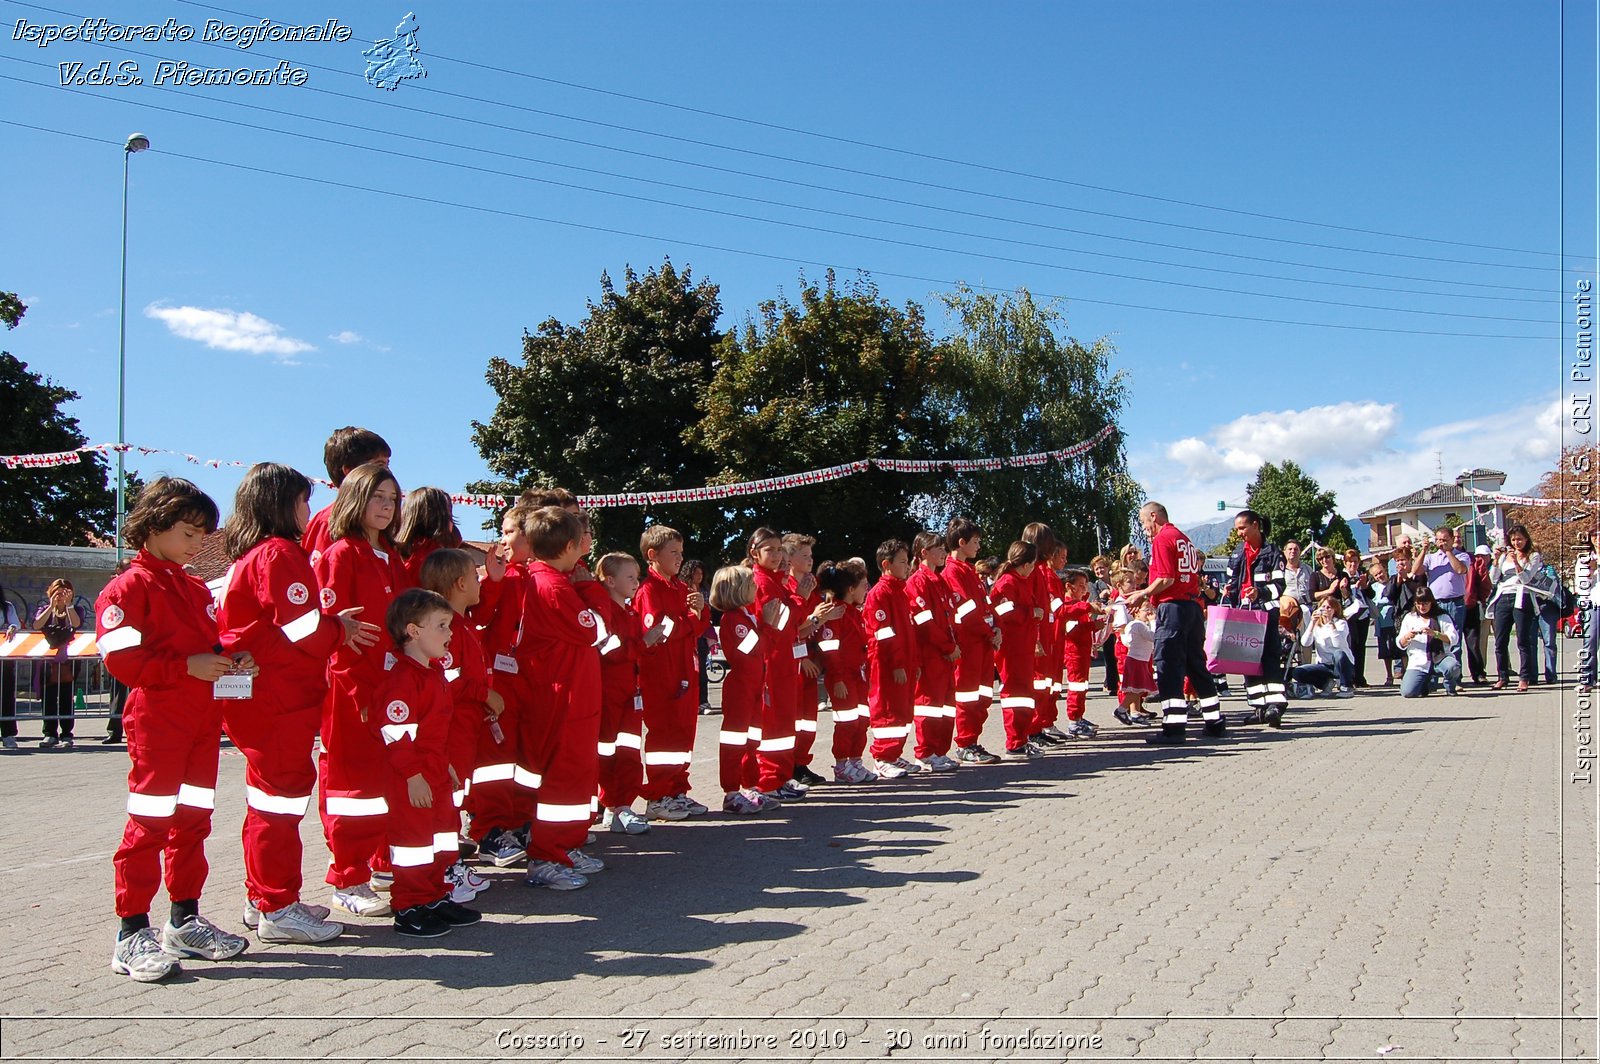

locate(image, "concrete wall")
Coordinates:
0 543 119 628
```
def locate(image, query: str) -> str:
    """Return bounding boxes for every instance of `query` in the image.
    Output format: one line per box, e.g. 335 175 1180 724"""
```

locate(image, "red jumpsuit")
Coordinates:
1058 598 1096 722
466 563 531 839
97 551 225 918
907 566 958 760
314 536 401 888
520 561 602 866
815 605 868 762
634 569 706 801
1032 565 1064 729
371 653 456 912
944 556 995 750
787 578 823 769
865 573 917 763
217 536 345 914
751 565 804 791
990 569 1038 750
716 608 765 793
597 595 646 811
300 505 334 569
397 537 449 590
442 613 490 816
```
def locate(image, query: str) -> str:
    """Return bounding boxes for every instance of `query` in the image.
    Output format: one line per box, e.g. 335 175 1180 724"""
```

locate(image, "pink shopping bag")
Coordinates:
1204 606 1268 676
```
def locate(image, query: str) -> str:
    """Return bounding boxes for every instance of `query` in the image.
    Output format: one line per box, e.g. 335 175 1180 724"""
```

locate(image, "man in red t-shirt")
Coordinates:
1123 501 1221 744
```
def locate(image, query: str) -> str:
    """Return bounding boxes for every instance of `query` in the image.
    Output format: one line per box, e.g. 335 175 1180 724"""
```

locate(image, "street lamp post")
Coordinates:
115 132 149 564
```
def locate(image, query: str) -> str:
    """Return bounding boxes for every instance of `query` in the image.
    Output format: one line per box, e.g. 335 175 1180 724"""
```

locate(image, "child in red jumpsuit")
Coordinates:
866 539 920 778
907 532 960 772
709 565 777 814
596 552 662 834
99 478 250 981
943 519 1002 765
1058 568 1106 739
814 560 874 783
989 541 1042 759
373 588 482 938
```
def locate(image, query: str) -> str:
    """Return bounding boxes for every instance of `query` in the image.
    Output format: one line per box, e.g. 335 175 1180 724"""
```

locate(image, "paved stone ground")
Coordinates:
0 663 1593 1063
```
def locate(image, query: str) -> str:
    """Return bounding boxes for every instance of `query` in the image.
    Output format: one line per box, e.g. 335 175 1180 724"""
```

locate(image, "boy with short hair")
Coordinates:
783 533 827 787
373 588 482 938
943 519 1002 765
302 427 392 565
519 507 606 890
908 532 960 772
634 525 710 821
1056 568 1105 740
417 549 495 902
595 552 663 835
865 539 920 778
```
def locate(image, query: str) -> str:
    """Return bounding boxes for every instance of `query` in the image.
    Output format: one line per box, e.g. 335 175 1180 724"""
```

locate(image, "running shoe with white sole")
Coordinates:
604 807 650 834
331 882 391 918
161 915 250 960
257 902 344 945
526 861 588 890
479 828 527 867
954 744 1002 765
243 899 332 930
674 794 710 816
891 757 924 775
566 849 605 874
112 928 180 982
368 870 394 893
876 759 909 779
723 790 763 814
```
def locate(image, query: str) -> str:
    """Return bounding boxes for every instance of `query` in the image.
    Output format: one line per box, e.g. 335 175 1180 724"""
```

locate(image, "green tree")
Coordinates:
471 260 726 555
1211 527 1242 557
0 292 118 543
1245 460 1338 549
1323 514 1357 555
928 286 1141 560
691 271 952 558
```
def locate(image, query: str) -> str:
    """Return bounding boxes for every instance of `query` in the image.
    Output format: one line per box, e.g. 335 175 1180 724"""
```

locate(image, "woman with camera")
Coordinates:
1488 524 1543 692
33 578 81 747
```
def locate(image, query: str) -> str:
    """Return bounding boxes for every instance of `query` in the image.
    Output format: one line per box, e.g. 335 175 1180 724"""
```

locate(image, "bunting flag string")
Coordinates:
1466 487 1564 507
2 425 1119 510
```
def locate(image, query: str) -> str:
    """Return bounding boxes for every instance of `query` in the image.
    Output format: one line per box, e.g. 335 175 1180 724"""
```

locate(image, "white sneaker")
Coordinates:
604 807 650 835
646 797 689 821
445 863 487 902
243 899 332 929
368 870 394 893
567 849 605 874
674 793 710 816
161 915 249 960
876 759 908 780
112 927 180 982
460 865 490 892
258 902 344 945
331 882 391 917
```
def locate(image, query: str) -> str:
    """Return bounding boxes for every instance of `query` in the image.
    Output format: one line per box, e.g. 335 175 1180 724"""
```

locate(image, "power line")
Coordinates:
6 0 1578 275
2 118 1561 342
170 0 1586 263
2 70 1555 325
0 54 1555 306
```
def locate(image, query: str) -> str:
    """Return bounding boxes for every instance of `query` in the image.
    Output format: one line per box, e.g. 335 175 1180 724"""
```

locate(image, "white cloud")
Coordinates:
1139 395 1563 532
330 329 364 344
144 303 314 361
1164 401 1400 482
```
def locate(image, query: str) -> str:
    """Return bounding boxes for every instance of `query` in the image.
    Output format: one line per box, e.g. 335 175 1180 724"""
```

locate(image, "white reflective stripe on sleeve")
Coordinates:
955 600 976 620
874 626 896 641
817 638 840 651
597 740 617 757
792 642 808 659
537 802 593 823
245 785 310 816
642 750 693 766
390 844 435 867
444 667 462 682
1271 570 1285 580
1066 681 1092 692
659 616 676 639
954 690 981 703
757 735 796 752
472 763 515 784
434 831 458 853
176 784 215 810
737 630 759 655
280 609 321 644
97 626 144 654
1051 597 1064 613
599 634 622 656
719 729 749 745
380 723 419 745
512 766 543 789
913 609 934 625
615 731 643 750
126 791 178 818
775 603 791 629
993 601 1015 616
325 795 389 816
795 718 817 732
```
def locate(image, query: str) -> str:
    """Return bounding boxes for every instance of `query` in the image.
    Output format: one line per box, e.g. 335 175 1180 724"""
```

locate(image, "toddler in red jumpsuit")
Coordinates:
866 539 921 778
373 589 482 938
595 552 661 834
814 560 874 783
1058 568 1106 739
709 565 776 813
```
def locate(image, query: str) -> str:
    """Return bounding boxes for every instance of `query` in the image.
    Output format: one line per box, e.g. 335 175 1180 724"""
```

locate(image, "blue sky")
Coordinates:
3 1 1596 540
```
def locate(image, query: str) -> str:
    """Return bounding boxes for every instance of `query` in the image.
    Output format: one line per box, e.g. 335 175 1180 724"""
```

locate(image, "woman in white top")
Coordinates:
1578 528 1600 693
1397 585 1460 698
1291 599 1356 697
1487 523 1542 692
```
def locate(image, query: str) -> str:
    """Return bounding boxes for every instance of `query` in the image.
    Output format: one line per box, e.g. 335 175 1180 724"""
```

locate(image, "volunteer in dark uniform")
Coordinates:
1223 509 1288 728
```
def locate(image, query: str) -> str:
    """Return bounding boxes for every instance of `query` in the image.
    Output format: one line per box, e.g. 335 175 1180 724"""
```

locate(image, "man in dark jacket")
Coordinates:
1223 510 1288 727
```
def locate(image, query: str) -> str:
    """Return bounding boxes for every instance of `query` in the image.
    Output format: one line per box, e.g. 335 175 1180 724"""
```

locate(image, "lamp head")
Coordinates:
125 133 150 153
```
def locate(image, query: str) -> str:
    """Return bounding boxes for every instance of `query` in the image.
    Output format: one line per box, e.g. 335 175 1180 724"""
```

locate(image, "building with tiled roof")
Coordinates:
1358 469 1511 552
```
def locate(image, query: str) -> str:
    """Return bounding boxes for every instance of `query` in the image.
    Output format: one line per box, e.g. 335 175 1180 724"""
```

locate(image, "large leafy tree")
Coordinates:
471 260 726 555
691 271 953 559
0 292 118 544
1507 444 1598 566
928 285 1140 560
1245 460 1339 549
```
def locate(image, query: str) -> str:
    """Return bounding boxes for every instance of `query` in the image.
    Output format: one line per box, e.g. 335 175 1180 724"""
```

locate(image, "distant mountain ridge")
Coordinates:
1179 515 1372 554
